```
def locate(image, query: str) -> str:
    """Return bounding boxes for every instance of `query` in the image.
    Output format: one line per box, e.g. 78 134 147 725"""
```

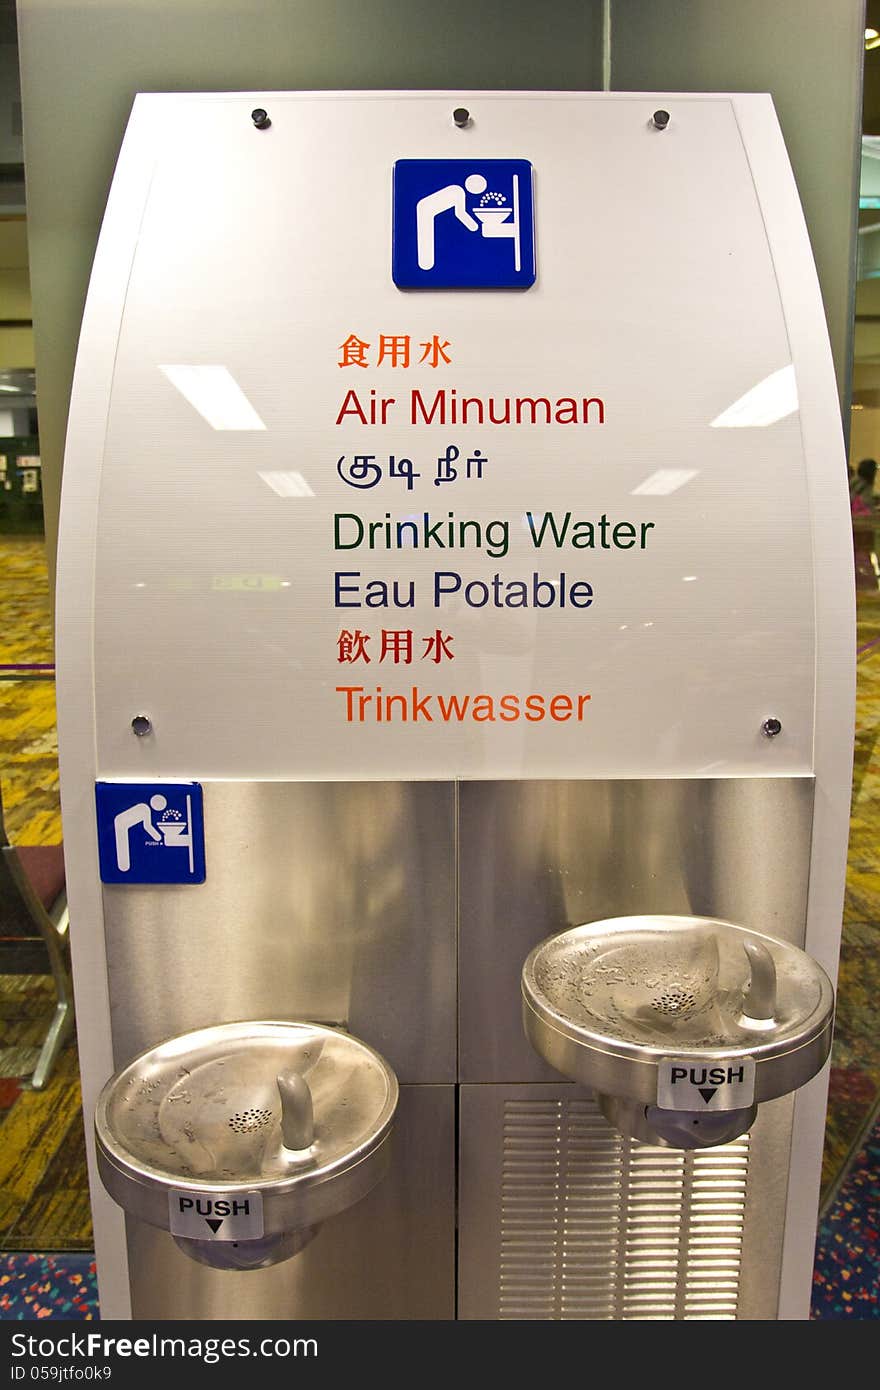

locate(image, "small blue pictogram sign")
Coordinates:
95 782 206 885
392 159 535 290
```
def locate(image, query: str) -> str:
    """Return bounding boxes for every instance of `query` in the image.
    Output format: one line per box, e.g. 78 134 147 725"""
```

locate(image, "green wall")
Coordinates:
612 0 865 448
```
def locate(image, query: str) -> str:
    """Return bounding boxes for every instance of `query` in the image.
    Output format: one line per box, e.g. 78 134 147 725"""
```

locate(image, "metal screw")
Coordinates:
652 109 670 130
762 717 782 738
453 107 471 128
131 715 153 737
251 108 271 130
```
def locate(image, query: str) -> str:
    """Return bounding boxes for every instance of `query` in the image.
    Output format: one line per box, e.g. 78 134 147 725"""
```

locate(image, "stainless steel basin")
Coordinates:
95 1020 398 1268
522 915 834 1148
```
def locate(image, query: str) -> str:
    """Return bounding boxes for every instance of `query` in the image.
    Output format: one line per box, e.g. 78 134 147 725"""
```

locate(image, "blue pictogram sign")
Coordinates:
95 781 206 885
392 159 535 290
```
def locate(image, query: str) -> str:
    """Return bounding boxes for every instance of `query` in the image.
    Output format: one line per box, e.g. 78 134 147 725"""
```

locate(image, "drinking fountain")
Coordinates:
522 915 834 1149
95 1020 399 1269
56 88 853 1318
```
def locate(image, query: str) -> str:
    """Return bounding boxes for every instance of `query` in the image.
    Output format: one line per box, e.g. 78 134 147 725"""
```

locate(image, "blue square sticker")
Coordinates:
393 159 535 289
95 782 206 885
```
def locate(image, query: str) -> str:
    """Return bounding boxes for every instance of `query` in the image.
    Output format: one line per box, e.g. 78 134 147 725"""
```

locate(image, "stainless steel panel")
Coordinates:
458 1084 793 1320
127 1084 455 1320
736 1093 794 1320
103 781 455 1083
459 778 814 1082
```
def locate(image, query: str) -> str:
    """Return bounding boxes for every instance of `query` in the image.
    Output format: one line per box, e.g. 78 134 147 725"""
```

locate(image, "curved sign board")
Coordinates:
62 93 843 782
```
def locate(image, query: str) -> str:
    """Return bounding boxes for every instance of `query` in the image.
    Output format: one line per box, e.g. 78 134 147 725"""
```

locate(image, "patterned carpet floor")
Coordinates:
819 590 880 1207
0 1253 96 1320
812 1104 880 1318
0 535 877 1319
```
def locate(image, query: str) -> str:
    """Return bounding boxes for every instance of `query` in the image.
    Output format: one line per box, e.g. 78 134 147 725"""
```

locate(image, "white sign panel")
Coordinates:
84 94 822 782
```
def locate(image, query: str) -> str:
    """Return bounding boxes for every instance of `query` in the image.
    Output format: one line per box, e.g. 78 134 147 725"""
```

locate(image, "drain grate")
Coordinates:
228 1107 273 1134
652 986 698 1017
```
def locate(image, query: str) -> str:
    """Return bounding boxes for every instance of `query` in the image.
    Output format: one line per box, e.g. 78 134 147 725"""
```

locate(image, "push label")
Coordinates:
656 1057 756 1112
168 1189 264 1241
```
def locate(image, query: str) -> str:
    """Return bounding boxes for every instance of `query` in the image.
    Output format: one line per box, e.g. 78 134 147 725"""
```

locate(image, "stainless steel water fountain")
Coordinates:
57 92 854 1319
522 916 834 1149
95 1021 399 1270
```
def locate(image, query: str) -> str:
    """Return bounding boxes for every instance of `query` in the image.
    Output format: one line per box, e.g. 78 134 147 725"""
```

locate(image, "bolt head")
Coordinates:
131 715 153 737
762 717 782 738
453 107 471 128
652 109 670 130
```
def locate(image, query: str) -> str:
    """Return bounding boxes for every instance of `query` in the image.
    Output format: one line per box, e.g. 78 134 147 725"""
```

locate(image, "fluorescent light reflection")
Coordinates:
159 365 266 431
258 470 315 498
710 364 798 428
631 468 698 496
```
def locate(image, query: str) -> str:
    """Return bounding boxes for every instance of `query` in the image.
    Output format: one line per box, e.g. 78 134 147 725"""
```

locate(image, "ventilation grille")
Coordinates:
498 1097 748 1320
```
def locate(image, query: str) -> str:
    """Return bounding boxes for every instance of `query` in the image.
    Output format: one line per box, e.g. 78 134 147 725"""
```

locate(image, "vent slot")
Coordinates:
498 1096 749 1320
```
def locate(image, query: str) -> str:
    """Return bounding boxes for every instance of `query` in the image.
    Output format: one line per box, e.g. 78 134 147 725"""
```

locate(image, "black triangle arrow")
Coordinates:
698 1087 717 1105
205 1218 224 1234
